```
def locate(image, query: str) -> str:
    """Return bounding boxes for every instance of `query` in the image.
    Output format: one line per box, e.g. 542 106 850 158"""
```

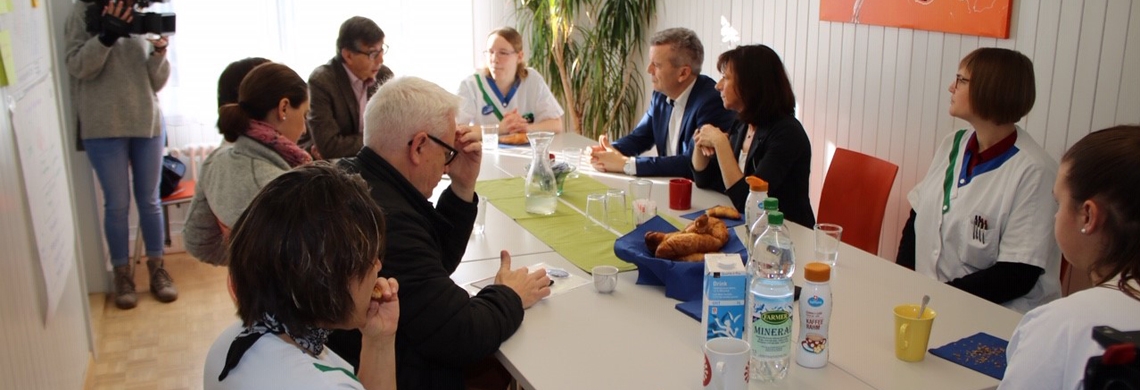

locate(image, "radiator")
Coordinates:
168 143 218 181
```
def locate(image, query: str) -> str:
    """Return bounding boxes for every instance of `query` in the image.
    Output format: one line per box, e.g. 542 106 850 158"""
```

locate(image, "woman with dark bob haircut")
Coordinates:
900 48 1061 313
690 44 815 227
203 163 398 390
999 125 1140 389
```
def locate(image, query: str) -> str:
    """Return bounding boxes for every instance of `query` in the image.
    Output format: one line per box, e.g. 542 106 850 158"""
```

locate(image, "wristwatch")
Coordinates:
622 157 636 175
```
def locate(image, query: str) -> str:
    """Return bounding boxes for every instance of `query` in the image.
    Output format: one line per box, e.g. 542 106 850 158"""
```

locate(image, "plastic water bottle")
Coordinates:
747 197 780 261
797 262 832 368
747 211 796 382
743 176 769 247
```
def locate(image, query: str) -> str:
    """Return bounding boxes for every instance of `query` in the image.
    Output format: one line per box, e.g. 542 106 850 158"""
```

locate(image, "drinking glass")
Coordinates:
814 223 843 266
585 193 608 232
482 124 500 150
605 189 628 227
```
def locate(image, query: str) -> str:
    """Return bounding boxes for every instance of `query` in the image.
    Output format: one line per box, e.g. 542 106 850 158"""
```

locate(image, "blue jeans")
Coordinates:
84 135 166 267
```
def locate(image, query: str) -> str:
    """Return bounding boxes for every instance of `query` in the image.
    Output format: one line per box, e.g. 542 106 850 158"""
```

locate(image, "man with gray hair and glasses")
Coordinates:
590 27 735 177
325 76 551 389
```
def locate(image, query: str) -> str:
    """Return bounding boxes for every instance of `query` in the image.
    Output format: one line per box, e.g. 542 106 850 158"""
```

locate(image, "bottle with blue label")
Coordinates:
797 262 832 368
747 211 795 382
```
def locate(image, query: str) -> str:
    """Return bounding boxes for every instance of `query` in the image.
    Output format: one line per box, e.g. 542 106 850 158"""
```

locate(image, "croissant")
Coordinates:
655 233 724 259
499 132 529 145
644 215 731 260
706 205 741 220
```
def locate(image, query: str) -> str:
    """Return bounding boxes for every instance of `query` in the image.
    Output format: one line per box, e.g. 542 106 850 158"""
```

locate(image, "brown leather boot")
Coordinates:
112 265 137 310
146 257 178 303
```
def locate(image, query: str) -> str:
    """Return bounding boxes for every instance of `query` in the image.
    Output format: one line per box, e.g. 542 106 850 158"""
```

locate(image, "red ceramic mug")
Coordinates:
669 178 693 210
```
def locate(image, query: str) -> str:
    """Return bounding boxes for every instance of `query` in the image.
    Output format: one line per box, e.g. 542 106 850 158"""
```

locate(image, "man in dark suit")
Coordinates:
300 16 394 160
590 27 736 178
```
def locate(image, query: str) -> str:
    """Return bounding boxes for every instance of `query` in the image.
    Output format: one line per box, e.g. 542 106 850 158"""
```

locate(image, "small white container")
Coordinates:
796 262 832 368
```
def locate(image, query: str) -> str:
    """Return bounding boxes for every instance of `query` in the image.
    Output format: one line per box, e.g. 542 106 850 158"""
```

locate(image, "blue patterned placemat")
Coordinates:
929 332 1009 380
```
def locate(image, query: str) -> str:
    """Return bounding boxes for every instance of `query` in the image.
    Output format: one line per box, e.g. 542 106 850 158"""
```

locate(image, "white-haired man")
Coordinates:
324 76 551 389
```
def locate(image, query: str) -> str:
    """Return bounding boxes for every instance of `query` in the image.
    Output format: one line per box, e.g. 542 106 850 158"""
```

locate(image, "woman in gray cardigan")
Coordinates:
66 0 174 310
184 62 312 265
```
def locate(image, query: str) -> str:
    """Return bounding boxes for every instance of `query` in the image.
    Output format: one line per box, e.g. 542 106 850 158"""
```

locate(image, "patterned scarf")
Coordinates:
245 120 312 168
217 313 331 381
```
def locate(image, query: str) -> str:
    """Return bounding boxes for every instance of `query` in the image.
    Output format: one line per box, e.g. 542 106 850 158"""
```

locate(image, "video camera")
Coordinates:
1085 326 1140 390
82 0 175 38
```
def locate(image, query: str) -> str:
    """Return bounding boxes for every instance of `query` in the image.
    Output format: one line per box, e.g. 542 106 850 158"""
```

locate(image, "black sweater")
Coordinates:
326 147 524 389
692 116 816 227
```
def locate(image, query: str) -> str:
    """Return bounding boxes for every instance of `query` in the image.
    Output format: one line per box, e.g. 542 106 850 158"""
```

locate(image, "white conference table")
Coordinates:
440 133 1021 390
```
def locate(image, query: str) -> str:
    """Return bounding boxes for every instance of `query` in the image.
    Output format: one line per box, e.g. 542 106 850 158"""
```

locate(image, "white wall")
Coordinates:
658 0 1140 261
1 0 95 388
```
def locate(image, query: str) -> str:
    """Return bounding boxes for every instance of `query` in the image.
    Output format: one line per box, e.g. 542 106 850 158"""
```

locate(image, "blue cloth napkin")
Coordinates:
675 299 702 321
613 216 748 302
680 208 746 228
929 332 1009 380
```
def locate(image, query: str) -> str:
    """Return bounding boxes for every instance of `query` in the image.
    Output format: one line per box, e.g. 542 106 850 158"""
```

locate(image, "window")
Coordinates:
159 0 476 149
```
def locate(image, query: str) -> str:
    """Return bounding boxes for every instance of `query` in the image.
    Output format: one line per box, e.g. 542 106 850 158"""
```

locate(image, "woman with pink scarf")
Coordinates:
185 62 313 265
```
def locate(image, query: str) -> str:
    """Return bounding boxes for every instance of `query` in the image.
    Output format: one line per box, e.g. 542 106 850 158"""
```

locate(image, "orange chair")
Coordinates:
816 148 899 255
131 179 196 264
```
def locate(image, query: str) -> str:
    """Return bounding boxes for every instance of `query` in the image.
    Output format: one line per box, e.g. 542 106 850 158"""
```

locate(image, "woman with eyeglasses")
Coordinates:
998 125 1140 390
898 48 1061 313
184 62 312 265
457 27 564 134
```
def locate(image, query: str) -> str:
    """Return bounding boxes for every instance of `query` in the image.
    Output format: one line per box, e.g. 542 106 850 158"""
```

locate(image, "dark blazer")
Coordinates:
324 148 524 389
299 57 393 159
692 115 816 227
611 75 735 177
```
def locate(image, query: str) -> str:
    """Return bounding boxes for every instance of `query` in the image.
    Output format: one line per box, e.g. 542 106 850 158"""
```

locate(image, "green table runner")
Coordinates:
475 176 685 272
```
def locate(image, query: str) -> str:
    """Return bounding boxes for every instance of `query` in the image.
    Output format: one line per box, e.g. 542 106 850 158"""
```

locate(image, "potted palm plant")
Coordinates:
516 0 657 140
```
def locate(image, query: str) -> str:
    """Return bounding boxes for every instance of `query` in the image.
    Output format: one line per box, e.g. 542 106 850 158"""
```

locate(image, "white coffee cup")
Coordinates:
703 337 750 390
592 265 618 293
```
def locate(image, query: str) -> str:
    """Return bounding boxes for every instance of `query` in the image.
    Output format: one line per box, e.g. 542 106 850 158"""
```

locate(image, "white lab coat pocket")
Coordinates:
961 213 997 270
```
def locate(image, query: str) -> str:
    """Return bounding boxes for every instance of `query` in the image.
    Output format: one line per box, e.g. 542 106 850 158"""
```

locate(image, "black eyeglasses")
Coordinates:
408 133 458 165
351 44 390 60
954 74 970 87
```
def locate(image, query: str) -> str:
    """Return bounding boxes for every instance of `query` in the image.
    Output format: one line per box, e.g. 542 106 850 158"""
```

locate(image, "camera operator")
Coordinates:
65 0 177 310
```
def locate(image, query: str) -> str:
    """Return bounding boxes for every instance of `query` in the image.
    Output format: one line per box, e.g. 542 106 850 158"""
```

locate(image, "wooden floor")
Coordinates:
86 253 235 390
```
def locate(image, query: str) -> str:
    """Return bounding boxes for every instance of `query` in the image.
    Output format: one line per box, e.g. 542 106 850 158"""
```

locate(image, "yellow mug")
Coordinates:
893 304 936 362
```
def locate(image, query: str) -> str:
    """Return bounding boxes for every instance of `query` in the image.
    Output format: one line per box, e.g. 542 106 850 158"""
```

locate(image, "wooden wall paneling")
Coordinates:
852 25 875 156
821 22 843 210
1027 0 1063 145
1044 0 1085 158
836 23 858 153
1066 0 1110 150
843 22 866 153
1116 1 1140 125
902 30 930 216
883 27 913 262
857 25 884 156
774 0 789 58
1091 0 1132 131
793 0 810 116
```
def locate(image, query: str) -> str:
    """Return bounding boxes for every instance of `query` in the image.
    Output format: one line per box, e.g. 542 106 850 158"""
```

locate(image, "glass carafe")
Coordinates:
525 132 558 215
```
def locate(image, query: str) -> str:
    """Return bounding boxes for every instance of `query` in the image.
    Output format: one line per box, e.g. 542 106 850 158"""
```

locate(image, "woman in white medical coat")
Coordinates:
456 27 564 134
897 48 1061 313
999 125 1140 390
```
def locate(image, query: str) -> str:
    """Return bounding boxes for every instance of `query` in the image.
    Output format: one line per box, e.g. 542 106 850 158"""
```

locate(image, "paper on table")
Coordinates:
463 262 590 298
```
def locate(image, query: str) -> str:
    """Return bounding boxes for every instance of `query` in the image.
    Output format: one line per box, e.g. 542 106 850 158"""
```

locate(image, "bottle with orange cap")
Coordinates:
797 262 832 368
743 176 769 246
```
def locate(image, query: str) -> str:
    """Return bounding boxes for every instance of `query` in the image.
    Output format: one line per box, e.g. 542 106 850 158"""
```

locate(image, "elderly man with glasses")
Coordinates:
300 16 395 160
326 76 552 389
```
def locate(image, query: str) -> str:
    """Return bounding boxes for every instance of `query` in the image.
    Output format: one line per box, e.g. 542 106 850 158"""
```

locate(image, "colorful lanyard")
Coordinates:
941 129 968 214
